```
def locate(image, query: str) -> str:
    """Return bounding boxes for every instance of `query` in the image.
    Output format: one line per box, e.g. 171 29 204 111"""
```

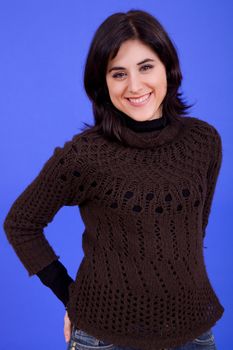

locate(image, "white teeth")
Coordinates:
128 93 151 104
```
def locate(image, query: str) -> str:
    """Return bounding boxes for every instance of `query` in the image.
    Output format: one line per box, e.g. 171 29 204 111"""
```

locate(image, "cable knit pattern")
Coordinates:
3 114 224 350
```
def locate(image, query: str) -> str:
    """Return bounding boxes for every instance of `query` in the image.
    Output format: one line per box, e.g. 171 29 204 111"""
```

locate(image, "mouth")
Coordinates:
126 92 152 107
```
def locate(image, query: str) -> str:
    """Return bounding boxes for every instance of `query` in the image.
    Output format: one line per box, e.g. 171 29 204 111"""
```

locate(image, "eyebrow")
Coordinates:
108 58 155 73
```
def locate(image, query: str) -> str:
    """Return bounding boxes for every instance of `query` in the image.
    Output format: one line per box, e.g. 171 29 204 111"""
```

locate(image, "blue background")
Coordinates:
1 1 232 349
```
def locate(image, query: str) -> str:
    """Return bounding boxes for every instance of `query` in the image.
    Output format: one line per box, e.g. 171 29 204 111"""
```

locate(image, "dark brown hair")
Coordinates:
80 9 194 142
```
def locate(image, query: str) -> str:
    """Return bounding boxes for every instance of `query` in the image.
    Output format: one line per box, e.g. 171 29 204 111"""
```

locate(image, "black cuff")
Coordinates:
36 259 74 307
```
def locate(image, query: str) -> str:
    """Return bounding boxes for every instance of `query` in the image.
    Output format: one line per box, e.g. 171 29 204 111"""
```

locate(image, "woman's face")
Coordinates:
106 39 167 122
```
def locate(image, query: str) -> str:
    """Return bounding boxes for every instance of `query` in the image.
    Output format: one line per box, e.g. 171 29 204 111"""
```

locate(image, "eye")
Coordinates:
140 64 154 71
112 72 126 79
111 64 154 80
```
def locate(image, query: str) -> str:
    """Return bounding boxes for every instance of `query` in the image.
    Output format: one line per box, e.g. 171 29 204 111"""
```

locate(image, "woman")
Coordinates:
3 9 224 350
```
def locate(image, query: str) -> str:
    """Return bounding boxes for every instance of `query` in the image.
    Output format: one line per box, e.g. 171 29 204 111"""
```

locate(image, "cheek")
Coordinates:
160 70 167 90
108 85 124 100
159 78 167 93
150 67 167 88
154 74 167 96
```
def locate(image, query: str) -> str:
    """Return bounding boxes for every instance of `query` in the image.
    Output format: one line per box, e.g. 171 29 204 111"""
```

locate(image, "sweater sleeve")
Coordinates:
202 127 223 238
3 135 88 276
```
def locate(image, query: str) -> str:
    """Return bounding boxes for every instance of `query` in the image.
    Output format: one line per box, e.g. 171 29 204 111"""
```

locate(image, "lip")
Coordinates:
126 92 152 107
125 92 152 99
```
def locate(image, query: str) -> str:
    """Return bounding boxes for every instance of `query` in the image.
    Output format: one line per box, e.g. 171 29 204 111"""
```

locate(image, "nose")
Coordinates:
127 73 144 94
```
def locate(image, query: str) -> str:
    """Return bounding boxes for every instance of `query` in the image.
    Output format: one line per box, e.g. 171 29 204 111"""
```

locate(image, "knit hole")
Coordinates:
60 174 67 181
155 206 163 213
73 170 81 177
124 191 134 199
146 193 154 201
79 185 84 192
182 188 190 197
177 204 182 211
110 202 118 208
132 205 142 212
165 193 172 201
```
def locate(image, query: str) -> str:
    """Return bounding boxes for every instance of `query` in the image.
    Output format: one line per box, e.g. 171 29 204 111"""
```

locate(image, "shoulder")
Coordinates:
39 128 98 174
180 115 222 144
54 127 101 157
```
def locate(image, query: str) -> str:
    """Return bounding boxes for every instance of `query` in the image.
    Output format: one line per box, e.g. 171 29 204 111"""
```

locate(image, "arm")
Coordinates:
3 135 88 303
202 127 223 239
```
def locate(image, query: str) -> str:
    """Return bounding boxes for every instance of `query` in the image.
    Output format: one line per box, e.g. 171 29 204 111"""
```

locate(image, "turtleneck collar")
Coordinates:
115 110 185 149
105 105 186 149
121 112 168 132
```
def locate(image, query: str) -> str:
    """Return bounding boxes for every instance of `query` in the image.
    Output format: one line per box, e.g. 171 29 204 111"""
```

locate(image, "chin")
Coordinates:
125 110 160 122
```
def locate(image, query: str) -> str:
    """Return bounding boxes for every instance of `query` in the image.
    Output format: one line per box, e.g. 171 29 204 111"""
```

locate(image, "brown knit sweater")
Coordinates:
3 113 224 350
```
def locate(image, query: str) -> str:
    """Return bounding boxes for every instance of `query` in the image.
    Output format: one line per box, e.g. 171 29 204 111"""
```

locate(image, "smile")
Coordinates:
126 92 152 106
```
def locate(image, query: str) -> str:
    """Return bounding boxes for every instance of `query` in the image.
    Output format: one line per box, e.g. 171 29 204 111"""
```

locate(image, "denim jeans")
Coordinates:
66 325 217 350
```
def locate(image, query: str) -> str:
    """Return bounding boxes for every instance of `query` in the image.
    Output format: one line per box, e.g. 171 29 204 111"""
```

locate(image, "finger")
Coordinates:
64 319 72 343
64 326 71 343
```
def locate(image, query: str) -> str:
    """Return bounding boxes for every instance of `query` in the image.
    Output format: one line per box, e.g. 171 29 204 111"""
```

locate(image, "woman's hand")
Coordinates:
64 310 72 343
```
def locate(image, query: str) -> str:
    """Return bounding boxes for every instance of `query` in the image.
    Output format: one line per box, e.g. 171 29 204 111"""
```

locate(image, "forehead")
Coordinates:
108 39 158 65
